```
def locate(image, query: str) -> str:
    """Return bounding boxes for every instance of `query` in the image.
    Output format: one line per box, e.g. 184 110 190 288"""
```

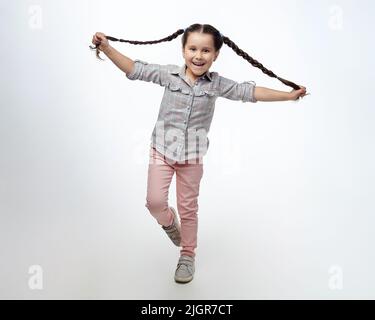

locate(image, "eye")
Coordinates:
190 48 196 51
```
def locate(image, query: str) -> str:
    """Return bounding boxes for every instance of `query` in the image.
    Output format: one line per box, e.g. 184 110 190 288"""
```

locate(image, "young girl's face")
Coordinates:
182 32 219 80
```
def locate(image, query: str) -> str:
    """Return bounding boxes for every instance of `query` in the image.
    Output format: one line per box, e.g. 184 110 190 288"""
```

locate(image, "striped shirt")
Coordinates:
126 59 257 163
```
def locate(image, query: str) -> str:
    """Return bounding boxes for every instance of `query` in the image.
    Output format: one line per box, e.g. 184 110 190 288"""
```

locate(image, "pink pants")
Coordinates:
145 147 204 258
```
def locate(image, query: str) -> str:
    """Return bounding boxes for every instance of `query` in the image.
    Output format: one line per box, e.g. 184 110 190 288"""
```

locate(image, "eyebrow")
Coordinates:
187 45 213 50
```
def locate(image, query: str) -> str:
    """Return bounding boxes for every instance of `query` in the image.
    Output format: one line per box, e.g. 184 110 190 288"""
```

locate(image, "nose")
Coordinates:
194 52 203 59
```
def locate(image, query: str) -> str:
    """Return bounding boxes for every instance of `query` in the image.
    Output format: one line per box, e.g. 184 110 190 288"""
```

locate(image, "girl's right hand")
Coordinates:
92 32 109 51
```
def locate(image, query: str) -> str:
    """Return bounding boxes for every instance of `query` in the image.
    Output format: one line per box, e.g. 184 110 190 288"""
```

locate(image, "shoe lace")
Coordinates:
176 258 194 273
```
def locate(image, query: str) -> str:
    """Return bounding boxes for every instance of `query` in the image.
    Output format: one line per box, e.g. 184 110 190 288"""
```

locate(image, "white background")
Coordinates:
0 0 374 299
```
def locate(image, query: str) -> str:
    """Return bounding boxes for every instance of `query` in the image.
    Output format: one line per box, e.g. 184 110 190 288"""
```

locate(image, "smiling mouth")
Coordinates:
192 62 205 67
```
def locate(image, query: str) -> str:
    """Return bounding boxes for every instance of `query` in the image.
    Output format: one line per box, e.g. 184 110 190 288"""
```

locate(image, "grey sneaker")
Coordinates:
162 207 181 246
174 255 195 283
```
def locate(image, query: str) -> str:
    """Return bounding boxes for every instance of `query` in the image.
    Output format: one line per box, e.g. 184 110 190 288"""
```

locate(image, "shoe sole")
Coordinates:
174 275 193 283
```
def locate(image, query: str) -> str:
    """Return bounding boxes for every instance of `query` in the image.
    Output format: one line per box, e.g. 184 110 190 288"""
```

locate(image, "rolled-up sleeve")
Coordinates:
126 59 168 87
217 76 257 103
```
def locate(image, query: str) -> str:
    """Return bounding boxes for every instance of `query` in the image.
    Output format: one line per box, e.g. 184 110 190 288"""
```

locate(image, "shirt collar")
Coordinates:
169 64 213 82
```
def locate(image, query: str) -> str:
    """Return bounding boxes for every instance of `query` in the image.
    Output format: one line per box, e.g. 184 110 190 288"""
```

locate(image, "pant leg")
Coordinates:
175 159 204 258
145 147 176 227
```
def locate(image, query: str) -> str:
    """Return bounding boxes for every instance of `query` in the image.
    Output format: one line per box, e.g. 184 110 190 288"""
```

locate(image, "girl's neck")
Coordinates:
185 66 204 86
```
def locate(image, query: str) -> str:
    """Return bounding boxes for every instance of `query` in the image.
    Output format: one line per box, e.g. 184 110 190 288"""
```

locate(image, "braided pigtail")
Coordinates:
89 29 185 60
222 36 300 90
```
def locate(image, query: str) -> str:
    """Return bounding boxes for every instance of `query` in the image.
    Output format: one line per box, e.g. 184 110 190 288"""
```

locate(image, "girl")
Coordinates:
90 23 308 284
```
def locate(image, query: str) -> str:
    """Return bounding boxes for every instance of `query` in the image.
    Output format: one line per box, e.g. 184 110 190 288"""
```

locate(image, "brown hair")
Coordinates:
90 23 301 90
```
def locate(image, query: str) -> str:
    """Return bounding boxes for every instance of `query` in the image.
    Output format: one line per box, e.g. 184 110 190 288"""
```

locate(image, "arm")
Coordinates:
254 87 291 102
254 86 308 102
92 34 167 85
102 45 135 76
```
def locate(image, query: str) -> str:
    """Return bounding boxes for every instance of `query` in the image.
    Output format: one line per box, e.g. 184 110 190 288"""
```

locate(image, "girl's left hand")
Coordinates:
289 86 309 101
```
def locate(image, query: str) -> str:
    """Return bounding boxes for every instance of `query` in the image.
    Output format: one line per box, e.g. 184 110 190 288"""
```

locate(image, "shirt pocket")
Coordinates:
168 83 191 95
164 83 191 115
195 88 217 97
193 89 217 119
